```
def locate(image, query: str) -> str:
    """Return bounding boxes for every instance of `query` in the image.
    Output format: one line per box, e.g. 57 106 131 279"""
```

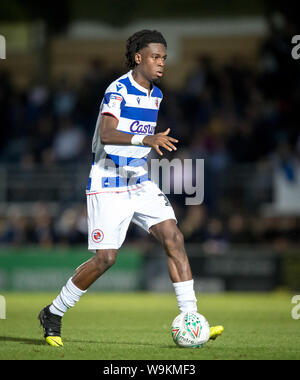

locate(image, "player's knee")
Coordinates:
94 250 117 271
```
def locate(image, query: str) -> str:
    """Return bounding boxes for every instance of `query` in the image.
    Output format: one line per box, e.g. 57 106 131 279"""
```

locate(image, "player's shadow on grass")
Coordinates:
0 336 176 348
0 336 44 345
65 338 176 349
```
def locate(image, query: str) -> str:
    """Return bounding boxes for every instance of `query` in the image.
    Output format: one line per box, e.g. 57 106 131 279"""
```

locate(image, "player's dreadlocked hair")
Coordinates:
125 30 167 70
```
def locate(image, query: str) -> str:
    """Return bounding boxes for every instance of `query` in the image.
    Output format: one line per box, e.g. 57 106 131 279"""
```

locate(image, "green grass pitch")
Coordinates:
0 291 299 360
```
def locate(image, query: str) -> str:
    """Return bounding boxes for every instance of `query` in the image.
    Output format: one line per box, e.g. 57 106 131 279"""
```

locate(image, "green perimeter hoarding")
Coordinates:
0 246 143 291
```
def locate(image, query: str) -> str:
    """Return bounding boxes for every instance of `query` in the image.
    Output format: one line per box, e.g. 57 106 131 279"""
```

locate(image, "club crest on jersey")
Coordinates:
137 96 140 104
155 98 159 108
92 229 104 243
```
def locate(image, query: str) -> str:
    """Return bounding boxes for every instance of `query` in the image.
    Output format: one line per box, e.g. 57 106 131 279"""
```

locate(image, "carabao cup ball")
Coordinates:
171 311 210 348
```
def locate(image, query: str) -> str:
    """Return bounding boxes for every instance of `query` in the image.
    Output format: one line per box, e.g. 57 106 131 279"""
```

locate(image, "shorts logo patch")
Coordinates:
92 229 104 243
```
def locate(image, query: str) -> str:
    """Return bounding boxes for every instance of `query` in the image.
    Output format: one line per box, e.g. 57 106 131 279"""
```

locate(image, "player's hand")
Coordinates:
143 128 178 156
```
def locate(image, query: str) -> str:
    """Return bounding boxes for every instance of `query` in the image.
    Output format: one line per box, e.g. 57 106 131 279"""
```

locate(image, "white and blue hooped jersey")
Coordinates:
86 70 163 193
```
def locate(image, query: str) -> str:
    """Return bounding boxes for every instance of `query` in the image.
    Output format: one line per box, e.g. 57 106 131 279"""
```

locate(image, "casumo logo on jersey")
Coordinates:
129 121 155 135
92 229 104 243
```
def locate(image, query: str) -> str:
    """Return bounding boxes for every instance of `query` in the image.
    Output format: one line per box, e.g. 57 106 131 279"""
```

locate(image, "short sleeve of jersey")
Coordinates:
101 81 126 120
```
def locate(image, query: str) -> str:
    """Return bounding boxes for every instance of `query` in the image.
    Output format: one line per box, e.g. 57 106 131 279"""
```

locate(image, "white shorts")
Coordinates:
86 181 177 251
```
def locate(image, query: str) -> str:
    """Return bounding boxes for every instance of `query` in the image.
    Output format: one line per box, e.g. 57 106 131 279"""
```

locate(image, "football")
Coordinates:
171 311 210 348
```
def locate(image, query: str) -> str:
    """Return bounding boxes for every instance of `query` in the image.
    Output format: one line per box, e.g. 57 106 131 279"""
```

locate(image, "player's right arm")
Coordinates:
143 128 178 156
100 115 178 156
99 82 178 155
100 114 134 145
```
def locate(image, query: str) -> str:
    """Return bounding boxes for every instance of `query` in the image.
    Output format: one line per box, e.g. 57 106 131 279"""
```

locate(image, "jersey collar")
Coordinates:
128 70 153 96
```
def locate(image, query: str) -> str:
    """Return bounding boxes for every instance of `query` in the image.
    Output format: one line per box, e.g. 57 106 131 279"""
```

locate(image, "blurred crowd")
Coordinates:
1 16 300 251
1 201 300 253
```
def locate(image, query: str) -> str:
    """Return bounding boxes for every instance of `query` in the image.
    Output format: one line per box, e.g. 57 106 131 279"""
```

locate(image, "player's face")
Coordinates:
135 43 167 81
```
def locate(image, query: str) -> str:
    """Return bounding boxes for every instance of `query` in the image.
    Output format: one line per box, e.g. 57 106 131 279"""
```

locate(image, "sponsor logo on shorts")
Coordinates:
92 229 104 243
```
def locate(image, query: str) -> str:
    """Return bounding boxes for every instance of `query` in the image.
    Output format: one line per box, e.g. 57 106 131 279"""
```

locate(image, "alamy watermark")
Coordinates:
291 35 300 59
150 158 204 205
291 295 300 320
0 295 6 319
98 157 204 205
0 35 6 59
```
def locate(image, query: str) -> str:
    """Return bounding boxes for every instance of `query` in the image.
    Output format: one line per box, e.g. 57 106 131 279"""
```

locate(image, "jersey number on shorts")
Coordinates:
158 193 171 207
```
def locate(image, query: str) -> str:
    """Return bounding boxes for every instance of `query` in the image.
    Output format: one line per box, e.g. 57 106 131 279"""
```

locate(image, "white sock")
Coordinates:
173 279 197 313
49 277 87 317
